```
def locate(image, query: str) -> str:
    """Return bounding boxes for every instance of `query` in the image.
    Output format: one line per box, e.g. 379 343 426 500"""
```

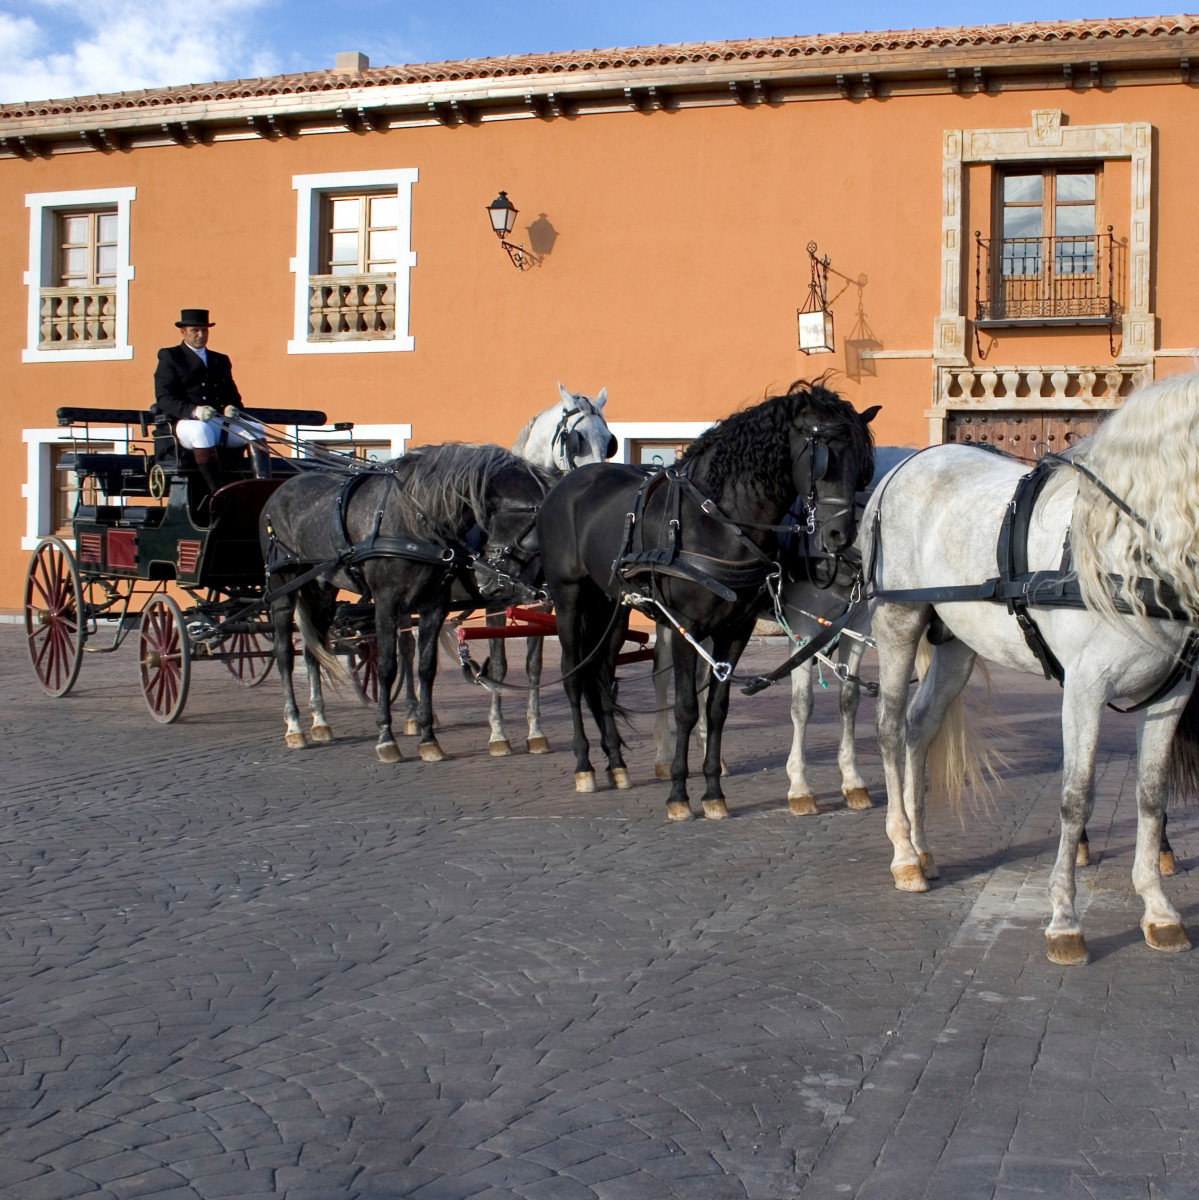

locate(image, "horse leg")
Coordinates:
594 609 632 790
271 587 306 749
373 601 404 763
1132 690 1192 952
1045 678 1104 964
785 661 818 815
652 627 673 779
873 603 932 892
667 634 700 820
555 582 596 791
1160 810 1176 877
900 637 977 882
399 625 419 735
694 655 728 777
486 611 512 756
698 630 749 820
839 639 872 810
302 585 337 743
415 602 448 762
525 636 550 754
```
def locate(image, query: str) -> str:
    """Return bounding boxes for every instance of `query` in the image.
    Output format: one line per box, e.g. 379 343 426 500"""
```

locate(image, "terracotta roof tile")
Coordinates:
2 15 1197 117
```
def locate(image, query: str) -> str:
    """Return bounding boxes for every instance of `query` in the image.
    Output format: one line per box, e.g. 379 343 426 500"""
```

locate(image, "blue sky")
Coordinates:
0 1 1148 104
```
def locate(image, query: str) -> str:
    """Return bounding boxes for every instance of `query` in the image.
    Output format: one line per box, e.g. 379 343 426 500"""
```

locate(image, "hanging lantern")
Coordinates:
486 191 519 239
798 241 835 355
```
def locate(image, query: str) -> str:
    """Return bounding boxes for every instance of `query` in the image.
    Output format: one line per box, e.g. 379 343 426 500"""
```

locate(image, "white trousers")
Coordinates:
175 416 265 450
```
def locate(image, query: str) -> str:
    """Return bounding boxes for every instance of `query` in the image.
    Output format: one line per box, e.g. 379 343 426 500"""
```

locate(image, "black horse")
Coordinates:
260 443 551 763
537 382 877 819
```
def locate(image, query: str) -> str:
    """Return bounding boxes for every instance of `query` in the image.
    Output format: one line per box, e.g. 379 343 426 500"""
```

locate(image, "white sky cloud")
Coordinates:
0 0 275 103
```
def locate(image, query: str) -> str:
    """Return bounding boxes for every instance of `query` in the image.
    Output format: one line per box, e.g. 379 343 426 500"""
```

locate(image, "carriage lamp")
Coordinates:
486 191 541 271
797 241 835 354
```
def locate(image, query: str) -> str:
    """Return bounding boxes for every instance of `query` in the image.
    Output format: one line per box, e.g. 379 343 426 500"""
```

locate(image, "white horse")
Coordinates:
863 373 1199 965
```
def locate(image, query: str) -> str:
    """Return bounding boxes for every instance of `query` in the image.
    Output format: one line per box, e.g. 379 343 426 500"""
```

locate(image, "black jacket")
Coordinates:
152 344 242 423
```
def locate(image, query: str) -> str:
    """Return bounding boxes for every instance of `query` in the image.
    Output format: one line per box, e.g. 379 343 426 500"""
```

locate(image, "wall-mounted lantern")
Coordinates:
797 241 835 354
485 191 541 271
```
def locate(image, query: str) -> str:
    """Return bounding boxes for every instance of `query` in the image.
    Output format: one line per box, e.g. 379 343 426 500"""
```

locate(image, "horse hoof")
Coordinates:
1160 850 1177 877
1076 843 1092 867
1045 932 1090 965
892 864 929 893
720 761 728 777
1143 921 1191 952
285 731 307 750
788 794 818 816
607 767 632 790
843 787 872 810
489 739 512 757
419 741 446 763
575 772 597 793
403 719 420 736
376 742 402 764
654 762 672 780
310 724 333 744
702 799 729 820
666 801 692 821
919 852 939 880
527 736 550 755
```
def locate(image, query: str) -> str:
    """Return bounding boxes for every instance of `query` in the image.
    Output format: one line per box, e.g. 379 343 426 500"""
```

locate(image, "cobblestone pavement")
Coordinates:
1 624 1198 1199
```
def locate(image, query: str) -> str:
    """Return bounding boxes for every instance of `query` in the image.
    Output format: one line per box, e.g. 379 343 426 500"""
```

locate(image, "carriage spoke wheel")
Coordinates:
139 595 191 724
24 537 85 697
346 637 403 705
224 627 274 687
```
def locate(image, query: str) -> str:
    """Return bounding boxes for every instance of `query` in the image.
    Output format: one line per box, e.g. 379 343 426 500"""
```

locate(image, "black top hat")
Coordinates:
175 308 215 328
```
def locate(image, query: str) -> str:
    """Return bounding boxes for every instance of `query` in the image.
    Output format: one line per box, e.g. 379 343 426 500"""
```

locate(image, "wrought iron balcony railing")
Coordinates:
974 229 1121 325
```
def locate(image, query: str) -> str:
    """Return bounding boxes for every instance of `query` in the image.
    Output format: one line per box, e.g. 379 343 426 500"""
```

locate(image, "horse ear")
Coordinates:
557 381 575 408
594 387 608 410
860 405 882 424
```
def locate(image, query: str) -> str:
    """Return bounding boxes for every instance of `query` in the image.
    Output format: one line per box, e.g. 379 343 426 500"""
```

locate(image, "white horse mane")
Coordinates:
1065 372 1199 624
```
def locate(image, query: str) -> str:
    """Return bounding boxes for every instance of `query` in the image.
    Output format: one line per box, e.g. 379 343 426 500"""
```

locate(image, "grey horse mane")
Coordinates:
385 442 548 535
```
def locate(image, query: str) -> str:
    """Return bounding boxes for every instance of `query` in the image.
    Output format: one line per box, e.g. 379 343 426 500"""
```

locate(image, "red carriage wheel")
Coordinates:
345 637 403 705
24 537 85 697
139 595 191 723
223 627 274 687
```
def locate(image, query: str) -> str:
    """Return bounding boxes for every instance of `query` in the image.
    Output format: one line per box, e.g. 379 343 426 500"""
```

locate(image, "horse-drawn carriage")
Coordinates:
23 404 342 721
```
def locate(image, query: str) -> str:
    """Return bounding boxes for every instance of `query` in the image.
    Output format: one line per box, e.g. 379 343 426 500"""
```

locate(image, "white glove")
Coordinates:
224 405 241 419
193 405 218 422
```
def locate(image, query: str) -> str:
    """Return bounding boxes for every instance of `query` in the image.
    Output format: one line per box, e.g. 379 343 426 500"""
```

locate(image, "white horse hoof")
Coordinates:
419 741 446 763
919 852 939 880
376 742 402 763
702 799 729 820
666 800 692 821
607 767 631 790
654 762 672 780
1160 849 1177 876
310 724 333 744
892 864 929 893
527 736 550 755
285 731 307 750
1143 920 1191 952
1076 842 1092 867
403 718 420 736
1045 931 1090 965
843 787 872 810
489 739 512 757
575 771 597 793
788 794 818 816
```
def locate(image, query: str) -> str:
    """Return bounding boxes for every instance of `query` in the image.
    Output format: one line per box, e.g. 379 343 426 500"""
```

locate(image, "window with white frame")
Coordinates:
23 187 135 362
289 169 417 355
606 422 712 466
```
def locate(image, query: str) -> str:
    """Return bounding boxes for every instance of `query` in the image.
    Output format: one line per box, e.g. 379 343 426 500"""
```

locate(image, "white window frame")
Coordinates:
23 187 136 363
288 169 418 355
607 422 713 465
22 425 137 550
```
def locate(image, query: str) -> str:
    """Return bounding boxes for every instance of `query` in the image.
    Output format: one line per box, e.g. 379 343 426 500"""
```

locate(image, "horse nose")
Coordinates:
823 524 848 552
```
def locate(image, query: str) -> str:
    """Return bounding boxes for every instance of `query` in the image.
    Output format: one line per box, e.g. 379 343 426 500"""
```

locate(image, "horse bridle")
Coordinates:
552 406 617 470
473 504 547 602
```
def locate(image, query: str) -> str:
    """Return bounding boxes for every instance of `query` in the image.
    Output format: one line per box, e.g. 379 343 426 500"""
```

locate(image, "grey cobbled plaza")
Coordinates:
1 625 1198 1200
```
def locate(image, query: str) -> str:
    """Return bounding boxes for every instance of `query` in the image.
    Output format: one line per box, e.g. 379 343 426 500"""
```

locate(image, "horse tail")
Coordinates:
1168 682 1199 807
919 637 1009 817
295 596 347 686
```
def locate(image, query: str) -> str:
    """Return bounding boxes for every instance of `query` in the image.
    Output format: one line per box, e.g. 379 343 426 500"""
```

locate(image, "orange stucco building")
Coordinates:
2 16 1198 609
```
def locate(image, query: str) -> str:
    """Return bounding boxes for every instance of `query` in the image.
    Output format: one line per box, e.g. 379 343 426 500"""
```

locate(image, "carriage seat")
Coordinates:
59 453 152 498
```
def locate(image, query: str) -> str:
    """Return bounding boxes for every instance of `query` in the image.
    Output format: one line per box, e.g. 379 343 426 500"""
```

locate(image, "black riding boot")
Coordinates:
251 443 271 479
193 447 222 517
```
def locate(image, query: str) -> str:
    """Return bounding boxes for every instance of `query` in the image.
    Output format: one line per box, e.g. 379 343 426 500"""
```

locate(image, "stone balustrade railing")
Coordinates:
307 274 395 340
38 287 116 348
938 364 1150 406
